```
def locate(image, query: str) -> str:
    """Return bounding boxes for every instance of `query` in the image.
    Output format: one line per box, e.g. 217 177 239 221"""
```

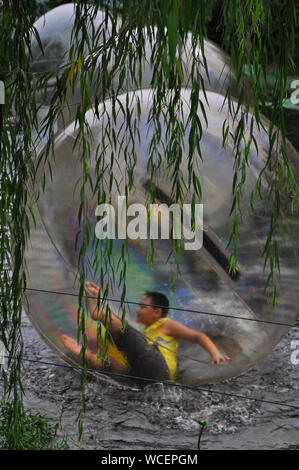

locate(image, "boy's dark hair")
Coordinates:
145 291 169 317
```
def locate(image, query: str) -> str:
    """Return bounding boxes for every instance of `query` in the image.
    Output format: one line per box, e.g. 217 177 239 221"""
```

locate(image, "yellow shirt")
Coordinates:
144 318 178 380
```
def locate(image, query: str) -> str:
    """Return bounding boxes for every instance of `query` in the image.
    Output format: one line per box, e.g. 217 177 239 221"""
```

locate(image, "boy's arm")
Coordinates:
85 281 115 321
163 319 232 365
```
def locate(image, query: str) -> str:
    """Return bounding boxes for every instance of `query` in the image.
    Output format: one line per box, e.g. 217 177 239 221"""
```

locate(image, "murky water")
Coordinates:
19 310 298 450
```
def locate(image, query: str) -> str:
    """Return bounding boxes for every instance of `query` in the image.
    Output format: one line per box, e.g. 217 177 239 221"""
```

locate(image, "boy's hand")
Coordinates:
85 281 104 321
210 353 232 365
85 281 100 297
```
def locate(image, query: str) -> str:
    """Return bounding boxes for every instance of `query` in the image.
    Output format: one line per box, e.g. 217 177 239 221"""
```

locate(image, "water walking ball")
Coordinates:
30 3 238 129
24 84 299 385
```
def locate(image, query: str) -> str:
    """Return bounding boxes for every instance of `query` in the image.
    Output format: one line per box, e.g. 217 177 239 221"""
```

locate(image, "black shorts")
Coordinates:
113 324 170 384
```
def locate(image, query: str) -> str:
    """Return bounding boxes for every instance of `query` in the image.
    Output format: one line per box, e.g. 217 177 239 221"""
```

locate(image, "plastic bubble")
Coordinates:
24 88 299 385
30 3 238 128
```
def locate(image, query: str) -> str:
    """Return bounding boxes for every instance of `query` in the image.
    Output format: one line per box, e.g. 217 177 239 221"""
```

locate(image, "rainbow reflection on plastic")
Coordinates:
23 87 299 385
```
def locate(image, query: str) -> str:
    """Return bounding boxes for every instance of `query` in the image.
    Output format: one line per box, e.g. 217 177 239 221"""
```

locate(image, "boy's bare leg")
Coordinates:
60 281 129 373
61 334 103 368
61 334 129 374
85 281 124 339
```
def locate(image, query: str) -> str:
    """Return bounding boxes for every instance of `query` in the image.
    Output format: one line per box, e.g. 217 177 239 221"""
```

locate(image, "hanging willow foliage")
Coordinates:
0 0 41 449
0 0 298 447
